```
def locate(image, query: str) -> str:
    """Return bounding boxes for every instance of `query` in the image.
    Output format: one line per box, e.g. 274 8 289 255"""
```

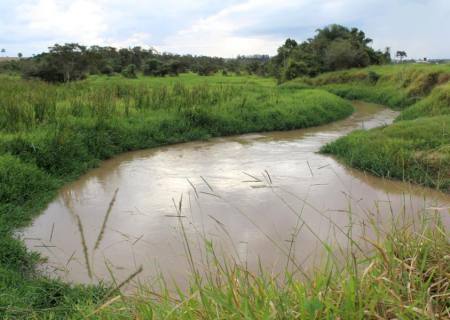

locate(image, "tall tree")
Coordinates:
396 51 407 63
272 24 391 81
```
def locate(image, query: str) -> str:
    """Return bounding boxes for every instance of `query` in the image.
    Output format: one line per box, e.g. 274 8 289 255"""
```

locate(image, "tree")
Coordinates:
324 39 369 70
17 53 23 59
166 60 183 76
271 24 390 81
396 51 407 63
1 48 5 56
121 64 137 78
284 60 309 80
143 59 169 76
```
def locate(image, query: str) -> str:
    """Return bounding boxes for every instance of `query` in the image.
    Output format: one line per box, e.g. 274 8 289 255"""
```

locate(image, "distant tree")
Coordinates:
121 64 137 78
143 59 169 76
271 24 390 81
277 39 298 70
284 60 309 80
1 48 5 56
196 63 218 76
17 52 23 59
245 61 260 74
396 51 407 63
324 39 369 70
100 64 114 76
22 44 88 82
50 43 88 82
166 60 183 76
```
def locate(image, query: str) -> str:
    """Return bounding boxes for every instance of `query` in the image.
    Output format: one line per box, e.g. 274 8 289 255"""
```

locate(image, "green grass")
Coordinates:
98 216 450 319
288 63 450 109
309 64 450 191
321 116 450 191
0 73 354 318
398 82 450 120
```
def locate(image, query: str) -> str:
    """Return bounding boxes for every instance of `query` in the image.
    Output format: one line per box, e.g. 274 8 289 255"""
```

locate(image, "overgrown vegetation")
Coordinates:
0 44 272 81
317 64 450 191
271 24 391 82
0 74 354 318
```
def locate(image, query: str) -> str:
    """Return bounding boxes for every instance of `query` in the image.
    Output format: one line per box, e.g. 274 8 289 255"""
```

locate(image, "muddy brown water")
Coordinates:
20 101 450 288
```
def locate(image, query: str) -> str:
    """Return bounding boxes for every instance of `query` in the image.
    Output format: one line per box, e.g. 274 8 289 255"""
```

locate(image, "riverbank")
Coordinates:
287 64 450 191
0 74 354 318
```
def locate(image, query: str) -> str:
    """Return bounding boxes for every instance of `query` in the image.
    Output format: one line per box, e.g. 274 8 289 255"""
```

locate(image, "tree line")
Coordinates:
0 24 391 82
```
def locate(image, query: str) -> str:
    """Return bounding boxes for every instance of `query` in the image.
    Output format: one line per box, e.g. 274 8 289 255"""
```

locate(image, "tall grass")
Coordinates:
90 213 449 319
398 82 450 120
288 63 450 109
321 116 450 191
305 64 450 191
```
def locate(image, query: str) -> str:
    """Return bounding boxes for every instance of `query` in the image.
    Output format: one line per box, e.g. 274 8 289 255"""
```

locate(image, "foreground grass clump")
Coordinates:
0 74 354 318
60 215 450 319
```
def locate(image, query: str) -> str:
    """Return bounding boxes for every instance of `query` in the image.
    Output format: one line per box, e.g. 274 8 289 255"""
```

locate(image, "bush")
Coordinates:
121 64 137 78
100 64 114 76
367 71 380 84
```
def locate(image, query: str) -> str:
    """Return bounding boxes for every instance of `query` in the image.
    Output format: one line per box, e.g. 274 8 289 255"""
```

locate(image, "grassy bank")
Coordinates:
321 115 450 191
302 64 450 191
307 64 450 109
0 74 354 318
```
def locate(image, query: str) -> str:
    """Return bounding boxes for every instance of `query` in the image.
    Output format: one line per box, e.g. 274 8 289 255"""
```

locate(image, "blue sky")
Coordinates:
0 0 449 58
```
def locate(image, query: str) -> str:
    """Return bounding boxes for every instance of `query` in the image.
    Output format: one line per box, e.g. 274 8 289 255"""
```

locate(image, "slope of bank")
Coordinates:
0 74 354 318
288 64 450 191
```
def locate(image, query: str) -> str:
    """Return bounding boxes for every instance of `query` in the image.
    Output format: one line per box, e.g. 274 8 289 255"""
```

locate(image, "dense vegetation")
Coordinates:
0 44 272 81
271 24 391 81
311 64 450 191
0 24 391 83
0 74 355 318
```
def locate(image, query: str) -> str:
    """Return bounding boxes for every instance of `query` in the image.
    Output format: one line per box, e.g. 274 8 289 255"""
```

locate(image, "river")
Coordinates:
20 101 450 288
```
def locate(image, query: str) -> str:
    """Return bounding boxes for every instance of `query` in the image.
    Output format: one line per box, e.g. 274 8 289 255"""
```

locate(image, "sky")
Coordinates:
0 0 449 59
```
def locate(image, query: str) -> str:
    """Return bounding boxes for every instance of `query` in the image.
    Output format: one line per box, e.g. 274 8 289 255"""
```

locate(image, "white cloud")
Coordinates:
158 0 300 56
1 0 450 58
156 0 380 57
106 33 153 49
18 0 108 45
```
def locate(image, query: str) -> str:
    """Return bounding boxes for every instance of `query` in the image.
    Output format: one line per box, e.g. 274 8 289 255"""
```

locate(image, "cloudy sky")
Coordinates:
0 0 449 58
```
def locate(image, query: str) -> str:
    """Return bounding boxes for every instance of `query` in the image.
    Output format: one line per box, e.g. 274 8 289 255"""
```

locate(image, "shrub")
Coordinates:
367 71 380 84
121 64 137 78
